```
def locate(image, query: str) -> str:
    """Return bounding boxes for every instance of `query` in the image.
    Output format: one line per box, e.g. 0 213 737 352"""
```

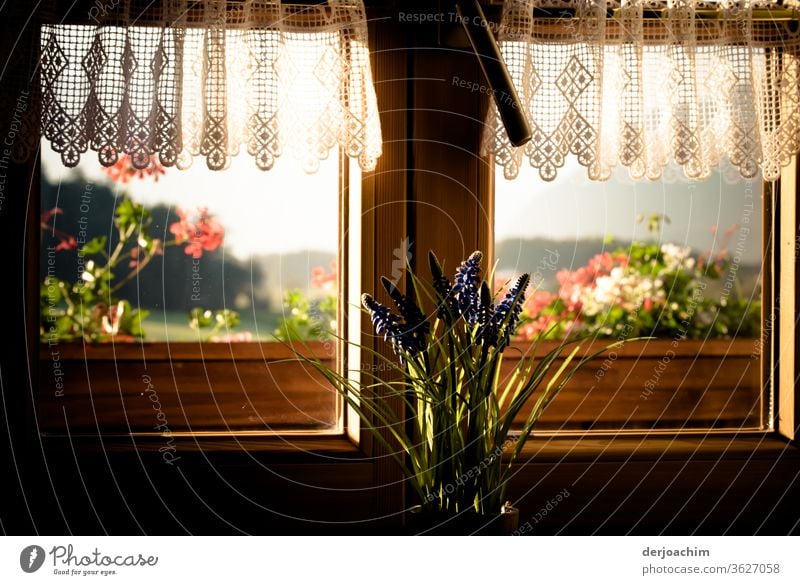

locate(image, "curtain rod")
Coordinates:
45 2 800 28
191 1 800 22
531 6 799 22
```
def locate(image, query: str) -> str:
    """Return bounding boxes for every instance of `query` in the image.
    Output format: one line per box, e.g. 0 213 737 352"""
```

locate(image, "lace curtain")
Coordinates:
40 0 381 173
483 0 800 182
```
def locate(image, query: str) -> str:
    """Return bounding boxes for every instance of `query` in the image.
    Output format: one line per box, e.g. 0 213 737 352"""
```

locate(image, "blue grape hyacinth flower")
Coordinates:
381 277 430 345
428 251 458 320
493 273 530 351
452 251 483 325
361 293 422 359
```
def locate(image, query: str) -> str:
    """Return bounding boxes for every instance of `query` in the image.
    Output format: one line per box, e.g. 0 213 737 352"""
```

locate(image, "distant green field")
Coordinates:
140 310 282 342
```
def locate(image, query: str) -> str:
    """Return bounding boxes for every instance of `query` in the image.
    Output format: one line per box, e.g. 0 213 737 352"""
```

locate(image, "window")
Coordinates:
39 145 348 435
33 8 380 440
495 160 767 432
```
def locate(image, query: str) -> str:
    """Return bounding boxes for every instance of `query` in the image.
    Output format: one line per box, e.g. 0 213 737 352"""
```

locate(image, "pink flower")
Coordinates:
521 316 556 338
310 260 337 289
552 252 629 313
524 290 557 317
129 247 140 268
588 252 612 274
41 207 63 224
586 251 628 276
54 236 78 252
724 223 740 239
519 290 571 340
169 207 225 259
556 269 588 312
103 154 166 184
41 207 78 251
211 331 253 343
168 208 193 242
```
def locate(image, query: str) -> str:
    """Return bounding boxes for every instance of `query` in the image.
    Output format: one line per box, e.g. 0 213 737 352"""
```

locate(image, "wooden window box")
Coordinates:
38 341 339 435
505 338 763 431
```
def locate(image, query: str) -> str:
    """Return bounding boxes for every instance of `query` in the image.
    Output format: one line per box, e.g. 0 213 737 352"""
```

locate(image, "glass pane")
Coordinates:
40 145 339 344
495 160 764 431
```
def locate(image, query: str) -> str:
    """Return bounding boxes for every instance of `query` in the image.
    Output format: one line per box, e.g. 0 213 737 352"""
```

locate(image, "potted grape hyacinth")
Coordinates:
291 250 622 535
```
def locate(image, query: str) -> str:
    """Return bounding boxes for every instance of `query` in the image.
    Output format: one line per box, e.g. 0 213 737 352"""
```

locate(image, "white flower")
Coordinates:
661 243 693 272
580 267 668 315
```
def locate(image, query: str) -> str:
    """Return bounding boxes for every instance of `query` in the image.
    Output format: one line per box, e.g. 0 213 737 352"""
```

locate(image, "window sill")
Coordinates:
510 432 799 463
41 340 335 361
41 433 362 463
42 431 797 463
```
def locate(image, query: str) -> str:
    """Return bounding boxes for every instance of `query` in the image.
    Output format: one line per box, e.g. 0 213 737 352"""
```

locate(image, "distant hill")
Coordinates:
497 237 609 286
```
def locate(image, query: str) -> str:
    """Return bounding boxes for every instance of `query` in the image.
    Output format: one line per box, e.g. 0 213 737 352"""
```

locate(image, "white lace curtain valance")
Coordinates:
40 0 381 173
484 0 800 182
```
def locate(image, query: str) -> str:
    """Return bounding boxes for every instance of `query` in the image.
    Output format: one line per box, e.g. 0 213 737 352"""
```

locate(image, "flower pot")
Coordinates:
503 338 762 430
406 504 519 536
38 342 338 434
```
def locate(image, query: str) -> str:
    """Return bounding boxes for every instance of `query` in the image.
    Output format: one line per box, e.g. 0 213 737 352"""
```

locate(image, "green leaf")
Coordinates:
189 307 215 329
122 308 149 338
81 236 107 255
115 197 151 233
214 309 240 329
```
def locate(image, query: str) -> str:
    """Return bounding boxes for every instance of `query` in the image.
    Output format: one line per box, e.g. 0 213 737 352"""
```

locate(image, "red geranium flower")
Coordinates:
210 331 253 343
168 208 194 243
103 154 166 184
55 236 78 252
310 260 337 289
129 247 141 268
169 207 225 259
41 207 78 251
41 207 63 224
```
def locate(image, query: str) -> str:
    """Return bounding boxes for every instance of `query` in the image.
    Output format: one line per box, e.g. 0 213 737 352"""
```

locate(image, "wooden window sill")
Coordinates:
510 433 800 463
41 340 334 361
41 433 363 463
42 432 798 464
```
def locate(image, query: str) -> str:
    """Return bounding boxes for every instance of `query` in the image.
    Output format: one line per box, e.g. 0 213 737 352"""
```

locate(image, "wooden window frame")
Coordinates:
490 181 774 435
36 124 351 440
31 18 363 438
15 2 799 451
